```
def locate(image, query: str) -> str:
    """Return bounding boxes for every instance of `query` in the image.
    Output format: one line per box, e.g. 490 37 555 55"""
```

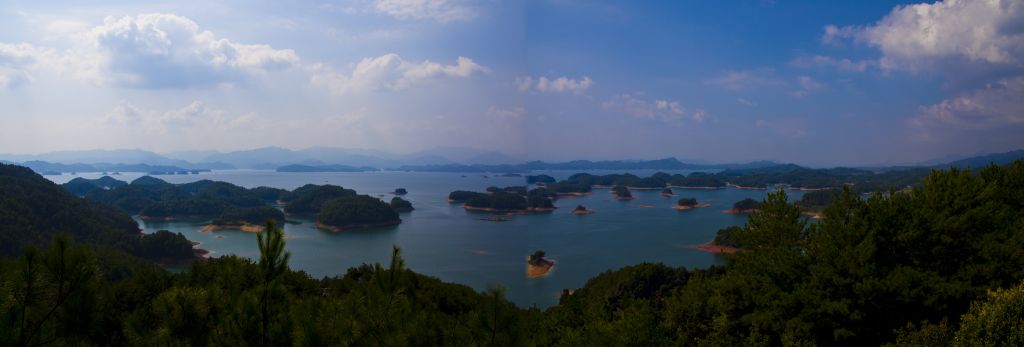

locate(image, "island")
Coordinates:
661 188 674 197
572 205 593 215
526 250 555 278
725 198 762 214
202 206 285 233
316 195 401 232
612 185 634 200
673 197 711 210
390 197 414 212
462 191 556 213
690 226 743 254
392 188 408 195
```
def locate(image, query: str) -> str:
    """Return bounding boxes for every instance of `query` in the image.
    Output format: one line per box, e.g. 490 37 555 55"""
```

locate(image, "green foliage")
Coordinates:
732 198 762 211
281 184 358 215
526 174 556 184
389 197 414 212
213 206 286 225
677 198 698 207
713 226 744 248
612 185 632 198
447 190 485 202
953 281 1024 346
465 192 528 211
317 195 400 228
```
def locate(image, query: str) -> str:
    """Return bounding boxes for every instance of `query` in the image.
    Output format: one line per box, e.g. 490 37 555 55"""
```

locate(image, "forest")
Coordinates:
1 161 1023 345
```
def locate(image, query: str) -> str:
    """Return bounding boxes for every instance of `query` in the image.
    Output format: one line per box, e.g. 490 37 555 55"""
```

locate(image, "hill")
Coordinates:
0 163 195 261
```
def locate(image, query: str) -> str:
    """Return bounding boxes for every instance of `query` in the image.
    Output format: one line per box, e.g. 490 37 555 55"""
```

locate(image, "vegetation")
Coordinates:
448 190 486 202
3 161 1024 345
465 192 528 211
390 197 414 212
677 198 698 207
732 198 761 211
526 174 556 184
212 206 286 225
612 185 632 199
528 250 547 266
281 184 357 215
62 176 127 196
317 195 400 228
712 226 744 248
393 188 407 195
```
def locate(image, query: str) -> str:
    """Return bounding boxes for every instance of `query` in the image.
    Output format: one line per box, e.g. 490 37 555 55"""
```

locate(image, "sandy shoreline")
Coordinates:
201 224 265 233
527 258 556 278
688 242 739 254
667 185 724 190
673 203 711 211
723 208 759 214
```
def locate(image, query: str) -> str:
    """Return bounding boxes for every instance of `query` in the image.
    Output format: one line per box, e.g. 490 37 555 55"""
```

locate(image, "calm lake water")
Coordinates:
48 170 805 308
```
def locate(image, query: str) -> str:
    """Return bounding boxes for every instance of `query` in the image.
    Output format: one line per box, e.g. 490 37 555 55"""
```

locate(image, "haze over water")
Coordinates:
48 170 804 307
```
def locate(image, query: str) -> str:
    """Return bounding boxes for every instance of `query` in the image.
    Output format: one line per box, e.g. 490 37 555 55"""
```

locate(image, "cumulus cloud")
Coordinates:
910 76 1024 129
87 13 299 88
602 93 706 124
705 69 784 90
516 75 593 94
311 53 485 95
373 0 477 23
0 43 50 88
826 0 1024 71
105 100 256 132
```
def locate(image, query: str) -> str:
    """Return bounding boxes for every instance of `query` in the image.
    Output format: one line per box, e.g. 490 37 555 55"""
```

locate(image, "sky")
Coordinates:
1 0 1022 166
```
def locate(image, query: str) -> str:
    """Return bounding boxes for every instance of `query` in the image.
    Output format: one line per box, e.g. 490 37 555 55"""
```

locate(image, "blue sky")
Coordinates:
1 0 1022 166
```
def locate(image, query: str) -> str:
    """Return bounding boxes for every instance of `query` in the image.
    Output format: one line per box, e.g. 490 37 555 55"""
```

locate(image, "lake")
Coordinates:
47 170 805 308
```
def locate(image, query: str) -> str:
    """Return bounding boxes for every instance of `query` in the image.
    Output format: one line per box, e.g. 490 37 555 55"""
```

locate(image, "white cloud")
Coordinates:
820 24 859 46
790 76 826 98
486 106 525 120
602 93 706 124
910 76 1024 129
516 75 593 94
736 97 756 106
791 54 875 73
87 13 299 88
705 69 784 90
373 0 477 23
311 53 486 95
105 100 256 132
827 0 1024 71
0 43 49 88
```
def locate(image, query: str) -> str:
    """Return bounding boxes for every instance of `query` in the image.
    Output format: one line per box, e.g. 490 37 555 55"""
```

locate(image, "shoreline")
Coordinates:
673 203 712 211
315 220 401 232
463 205 558 213
572 209 593 215
723 208 759 214
527 258 556 278
201 224 265 233
667 185 724 190
688 242 739 254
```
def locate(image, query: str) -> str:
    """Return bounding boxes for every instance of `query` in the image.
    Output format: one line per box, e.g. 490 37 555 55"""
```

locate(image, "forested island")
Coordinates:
450 188 557 213
276 164 378 172
673 197 710 210
1 161 1024 345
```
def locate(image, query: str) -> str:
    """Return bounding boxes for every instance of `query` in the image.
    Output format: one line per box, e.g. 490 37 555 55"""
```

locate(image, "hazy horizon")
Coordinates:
2 0 1023 167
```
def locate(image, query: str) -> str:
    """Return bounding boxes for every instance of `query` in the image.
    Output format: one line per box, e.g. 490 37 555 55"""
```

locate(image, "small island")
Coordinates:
526 174 557 185
612 185 634 200
691 226 743 254
661 188 674 197
725 198 762 214
673 197 711 210
526 250 555 278
451 189 557 213
572 205 593 215
392 188 408 195
390 197 414 212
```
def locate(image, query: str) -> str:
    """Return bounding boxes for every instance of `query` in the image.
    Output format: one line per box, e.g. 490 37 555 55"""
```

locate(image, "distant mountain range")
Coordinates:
2 147 1023 175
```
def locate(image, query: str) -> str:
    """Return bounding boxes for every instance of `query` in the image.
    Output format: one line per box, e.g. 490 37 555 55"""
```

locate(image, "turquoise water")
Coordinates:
49 170 804 308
